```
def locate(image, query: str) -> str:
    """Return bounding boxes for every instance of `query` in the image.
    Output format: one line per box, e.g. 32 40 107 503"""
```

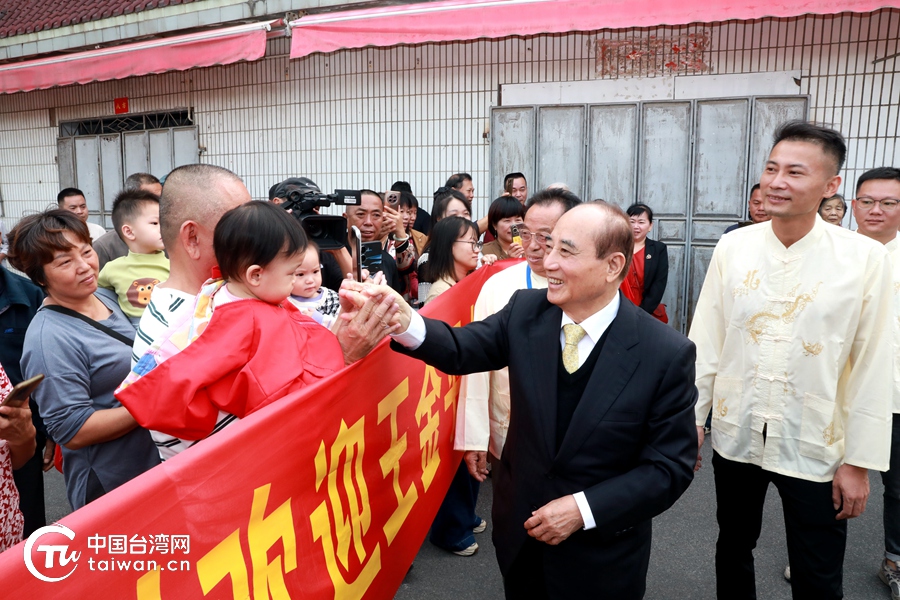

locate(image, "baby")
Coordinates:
287 241 341 328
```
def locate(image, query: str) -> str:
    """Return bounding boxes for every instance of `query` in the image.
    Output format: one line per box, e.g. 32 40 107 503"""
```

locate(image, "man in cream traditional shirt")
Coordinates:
851 166 900 600
458 188 582 479
691 121 893 600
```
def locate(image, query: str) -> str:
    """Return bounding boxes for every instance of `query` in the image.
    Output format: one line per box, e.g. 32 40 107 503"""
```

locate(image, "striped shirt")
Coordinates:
132 286 236 460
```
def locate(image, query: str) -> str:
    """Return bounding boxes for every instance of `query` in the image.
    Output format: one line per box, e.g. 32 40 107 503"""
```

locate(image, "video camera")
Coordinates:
280 187 362 250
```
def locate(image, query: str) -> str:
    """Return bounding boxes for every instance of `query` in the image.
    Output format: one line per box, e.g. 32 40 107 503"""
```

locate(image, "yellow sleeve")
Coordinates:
841 246 893 471
688 243 729 426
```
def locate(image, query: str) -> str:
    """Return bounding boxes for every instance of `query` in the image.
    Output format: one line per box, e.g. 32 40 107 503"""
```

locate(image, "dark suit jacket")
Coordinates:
392 290 697 594
639 237 668 314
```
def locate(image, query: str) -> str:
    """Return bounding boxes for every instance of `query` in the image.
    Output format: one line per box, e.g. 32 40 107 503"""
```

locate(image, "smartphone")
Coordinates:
361 241 384 272
351 225 363 282
2 374 44 409
385 191 400 207
511 224 522 246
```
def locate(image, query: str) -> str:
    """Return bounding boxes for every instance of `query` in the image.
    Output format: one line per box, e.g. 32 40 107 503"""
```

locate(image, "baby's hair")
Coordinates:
214 201 307 282
304 239 321 264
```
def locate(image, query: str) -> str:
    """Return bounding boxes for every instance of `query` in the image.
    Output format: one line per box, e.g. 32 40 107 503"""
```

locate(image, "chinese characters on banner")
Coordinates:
0 262 516 599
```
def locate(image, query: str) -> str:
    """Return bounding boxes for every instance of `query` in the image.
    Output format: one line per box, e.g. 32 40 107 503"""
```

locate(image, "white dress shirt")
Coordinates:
86 220 107 242
393 292 621 530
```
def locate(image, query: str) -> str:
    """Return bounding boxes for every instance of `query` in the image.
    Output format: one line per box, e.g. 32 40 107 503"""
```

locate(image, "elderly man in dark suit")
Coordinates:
386 200 698 599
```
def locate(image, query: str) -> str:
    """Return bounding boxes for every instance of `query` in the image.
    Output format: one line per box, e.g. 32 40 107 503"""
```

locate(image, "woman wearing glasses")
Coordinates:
424 216 484 305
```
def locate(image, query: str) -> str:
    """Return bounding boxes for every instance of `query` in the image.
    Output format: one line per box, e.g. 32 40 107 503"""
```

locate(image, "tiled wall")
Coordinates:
0 9 897 229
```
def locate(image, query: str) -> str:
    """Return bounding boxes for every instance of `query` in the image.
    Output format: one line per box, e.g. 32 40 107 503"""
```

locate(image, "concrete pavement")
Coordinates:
42 442 891 598
397 442 891 599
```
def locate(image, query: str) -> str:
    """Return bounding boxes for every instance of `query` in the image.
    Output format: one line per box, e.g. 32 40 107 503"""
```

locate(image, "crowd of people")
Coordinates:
0 120 898 600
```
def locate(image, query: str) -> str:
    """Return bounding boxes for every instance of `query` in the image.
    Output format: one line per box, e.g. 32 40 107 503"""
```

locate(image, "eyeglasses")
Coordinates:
454 240 484 252
519 230 550 245
856 197 900 211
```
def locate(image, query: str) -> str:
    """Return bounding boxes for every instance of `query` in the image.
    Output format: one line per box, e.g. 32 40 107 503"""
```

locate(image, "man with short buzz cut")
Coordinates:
691 122 893 600
131 167 402 461
504 172 528 204
385 201 698 598
94 173 163 269
851 166 900 600
343 189 402 294
131 164 252 459
459 188 582 476
57 187 106 241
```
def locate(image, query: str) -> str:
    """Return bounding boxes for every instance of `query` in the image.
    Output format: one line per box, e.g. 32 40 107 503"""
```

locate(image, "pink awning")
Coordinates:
0 21 275 95
290 0 900 58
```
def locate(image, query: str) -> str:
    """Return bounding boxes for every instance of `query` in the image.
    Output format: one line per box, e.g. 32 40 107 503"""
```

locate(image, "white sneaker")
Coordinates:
783 565 790 581
880 559 900 600
473 519 487 534
452 542 479 557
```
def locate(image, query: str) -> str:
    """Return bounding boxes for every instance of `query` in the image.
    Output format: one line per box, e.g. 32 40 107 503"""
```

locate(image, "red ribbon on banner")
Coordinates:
0 261 518 598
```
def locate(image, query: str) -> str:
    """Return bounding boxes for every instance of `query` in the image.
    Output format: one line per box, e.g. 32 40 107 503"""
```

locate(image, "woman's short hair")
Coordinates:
626 203 654 222
818 194 846 215
427 216 479 284
487 196 526 237
214 201 307 282
430 189 471 232
7 209 91 287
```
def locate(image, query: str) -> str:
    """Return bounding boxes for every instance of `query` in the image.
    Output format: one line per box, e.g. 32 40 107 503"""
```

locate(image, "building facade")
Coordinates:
0 5 897 329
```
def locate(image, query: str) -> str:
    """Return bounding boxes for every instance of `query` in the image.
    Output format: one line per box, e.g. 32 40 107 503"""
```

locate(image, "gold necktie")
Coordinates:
562 324 587 374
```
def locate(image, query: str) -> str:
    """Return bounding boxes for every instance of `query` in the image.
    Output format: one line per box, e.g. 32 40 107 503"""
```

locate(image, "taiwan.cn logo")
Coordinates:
25 524 80 582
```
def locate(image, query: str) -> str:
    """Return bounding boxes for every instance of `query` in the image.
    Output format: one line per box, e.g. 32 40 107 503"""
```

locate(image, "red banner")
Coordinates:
0 263 513 598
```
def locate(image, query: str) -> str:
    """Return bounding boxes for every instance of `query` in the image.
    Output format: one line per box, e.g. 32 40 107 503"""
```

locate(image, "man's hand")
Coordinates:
832 463 869 520
465 451 488 482
340 280 412 333
43 439 56 472
695 425 705 472
334 290 403 364
523 495 584 545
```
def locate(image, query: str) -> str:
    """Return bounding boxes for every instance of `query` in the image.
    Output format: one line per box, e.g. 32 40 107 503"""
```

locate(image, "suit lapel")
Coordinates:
553 299 641 466
643 239 657 289
527 303 563 461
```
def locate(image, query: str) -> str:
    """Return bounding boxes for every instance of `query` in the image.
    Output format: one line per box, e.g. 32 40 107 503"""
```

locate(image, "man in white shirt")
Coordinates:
57 187 107 241
388 201 698 599
850 166 900 600
691 122 893 600
459 188 582 478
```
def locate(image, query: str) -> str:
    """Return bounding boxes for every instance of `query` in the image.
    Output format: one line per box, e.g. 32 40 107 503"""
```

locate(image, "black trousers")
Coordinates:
12 430 46 536
503 526 650 599
712 452 846 600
